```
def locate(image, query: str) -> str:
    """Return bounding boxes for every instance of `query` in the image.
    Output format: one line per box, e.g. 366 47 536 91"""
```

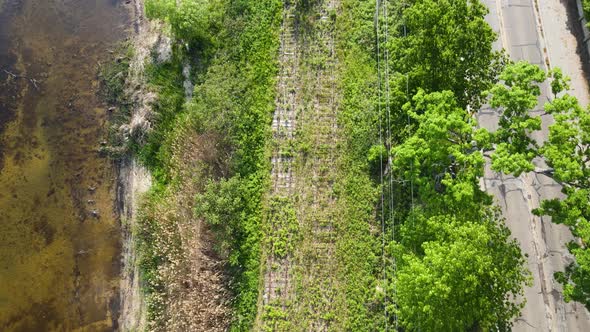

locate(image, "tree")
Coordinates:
394 214 529 331
392 89 491 214
390 0 504 109
488 62 590 310
534 71 590 309
387 87 529 330
486 61 546 176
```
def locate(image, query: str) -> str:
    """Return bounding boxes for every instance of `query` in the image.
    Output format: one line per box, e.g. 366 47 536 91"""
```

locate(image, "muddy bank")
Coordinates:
116 158 150 331
114 3 161 327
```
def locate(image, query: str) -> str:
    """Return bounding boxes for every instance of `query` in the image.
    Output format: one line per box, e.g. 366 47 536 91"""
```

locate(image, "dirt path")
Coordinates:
258 0 341 330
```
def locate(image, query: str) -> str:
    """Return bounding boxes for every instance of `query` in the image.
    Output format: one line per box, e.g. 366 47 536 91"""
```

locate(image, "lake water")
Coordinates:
0 1 130 330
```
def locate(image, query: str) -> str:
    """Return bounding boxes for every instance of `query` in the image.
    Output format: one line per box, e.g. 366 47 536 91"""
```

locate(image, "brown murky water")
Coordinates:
0 1 130 331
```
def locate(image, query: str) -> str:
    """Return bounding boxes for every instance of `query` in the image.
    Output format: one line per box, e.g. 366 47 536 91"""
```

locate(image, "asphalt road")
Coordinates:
480 0 590 330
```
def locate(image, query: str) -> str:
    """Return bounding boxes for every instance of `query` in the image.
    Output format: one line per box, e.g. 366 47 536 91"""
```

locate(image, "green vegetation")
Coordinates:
375 0 529 330
99 45 133 105
543 88 590 308
98 44 134 158
391 90 491 214
334 0 382 329
260 303 292 332
486 62 590 311
145 0 218 46
389 0 505 110
583 0 590 24
133 50 194 330
135 0 282 330
138 57 186 175
125 0 590 329
190 2 282 328
263 196 299 259
487 61 546 176
394 215 525 331
334 0 529 330
258 192 298 331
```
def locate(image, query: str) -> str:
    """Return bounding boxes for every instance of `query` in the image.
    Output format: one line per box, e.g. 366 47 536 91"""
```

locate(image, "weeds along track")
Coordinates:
261 0 299 314
294 0 339 329
259 0 340 330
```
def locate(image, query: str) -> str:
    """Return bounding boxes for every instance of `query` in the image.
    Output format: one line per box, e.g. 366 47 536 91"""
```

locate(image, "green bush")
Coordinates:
145 0 212 44
584 0 590 23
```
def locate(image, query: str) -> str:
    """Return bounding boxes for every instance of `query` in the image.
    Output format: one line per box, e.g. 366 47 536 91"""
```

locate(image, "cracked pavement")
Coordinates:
480 0 590 330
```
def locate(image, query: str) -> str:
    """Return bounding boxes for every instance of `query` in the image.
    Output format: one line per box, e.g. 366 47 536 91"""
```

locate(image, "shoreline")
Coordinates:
115 0 157 329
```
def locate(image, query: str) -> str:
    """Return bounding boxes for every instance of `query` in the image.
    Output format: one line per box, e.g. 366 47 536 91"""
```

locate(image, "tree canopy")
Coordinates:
486 61 545 176
487 62 590 310
390 0 504 109
379 1 530 329
395 214 528 331
392 89 491 214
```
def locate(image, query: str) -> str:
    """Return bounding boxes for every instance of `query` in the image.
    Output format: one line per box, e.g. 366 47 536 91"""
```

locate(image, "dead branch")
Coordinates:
2 68 40 90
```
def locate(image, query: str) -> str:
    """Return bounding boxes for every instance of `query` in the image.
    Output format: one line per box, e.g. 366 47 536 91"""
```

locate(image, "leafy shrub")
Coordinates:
146 0 211 44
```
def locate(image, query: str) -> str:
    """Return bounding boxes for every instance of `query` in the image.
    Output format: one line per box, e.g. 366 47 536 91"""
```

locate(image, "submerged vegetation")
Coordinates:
111 0 590 330
98 44 135 158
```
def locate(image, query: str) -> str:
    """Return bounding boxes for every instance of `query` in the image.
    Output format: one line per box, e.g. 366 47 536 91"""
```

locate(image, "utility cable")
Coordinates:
375 0 388 330
383 0 398 329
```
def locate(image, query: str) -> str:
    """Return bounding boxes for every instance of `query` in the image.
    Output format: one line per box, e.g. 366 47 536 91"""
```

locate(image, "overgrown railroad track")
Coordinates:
259 0 341 330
